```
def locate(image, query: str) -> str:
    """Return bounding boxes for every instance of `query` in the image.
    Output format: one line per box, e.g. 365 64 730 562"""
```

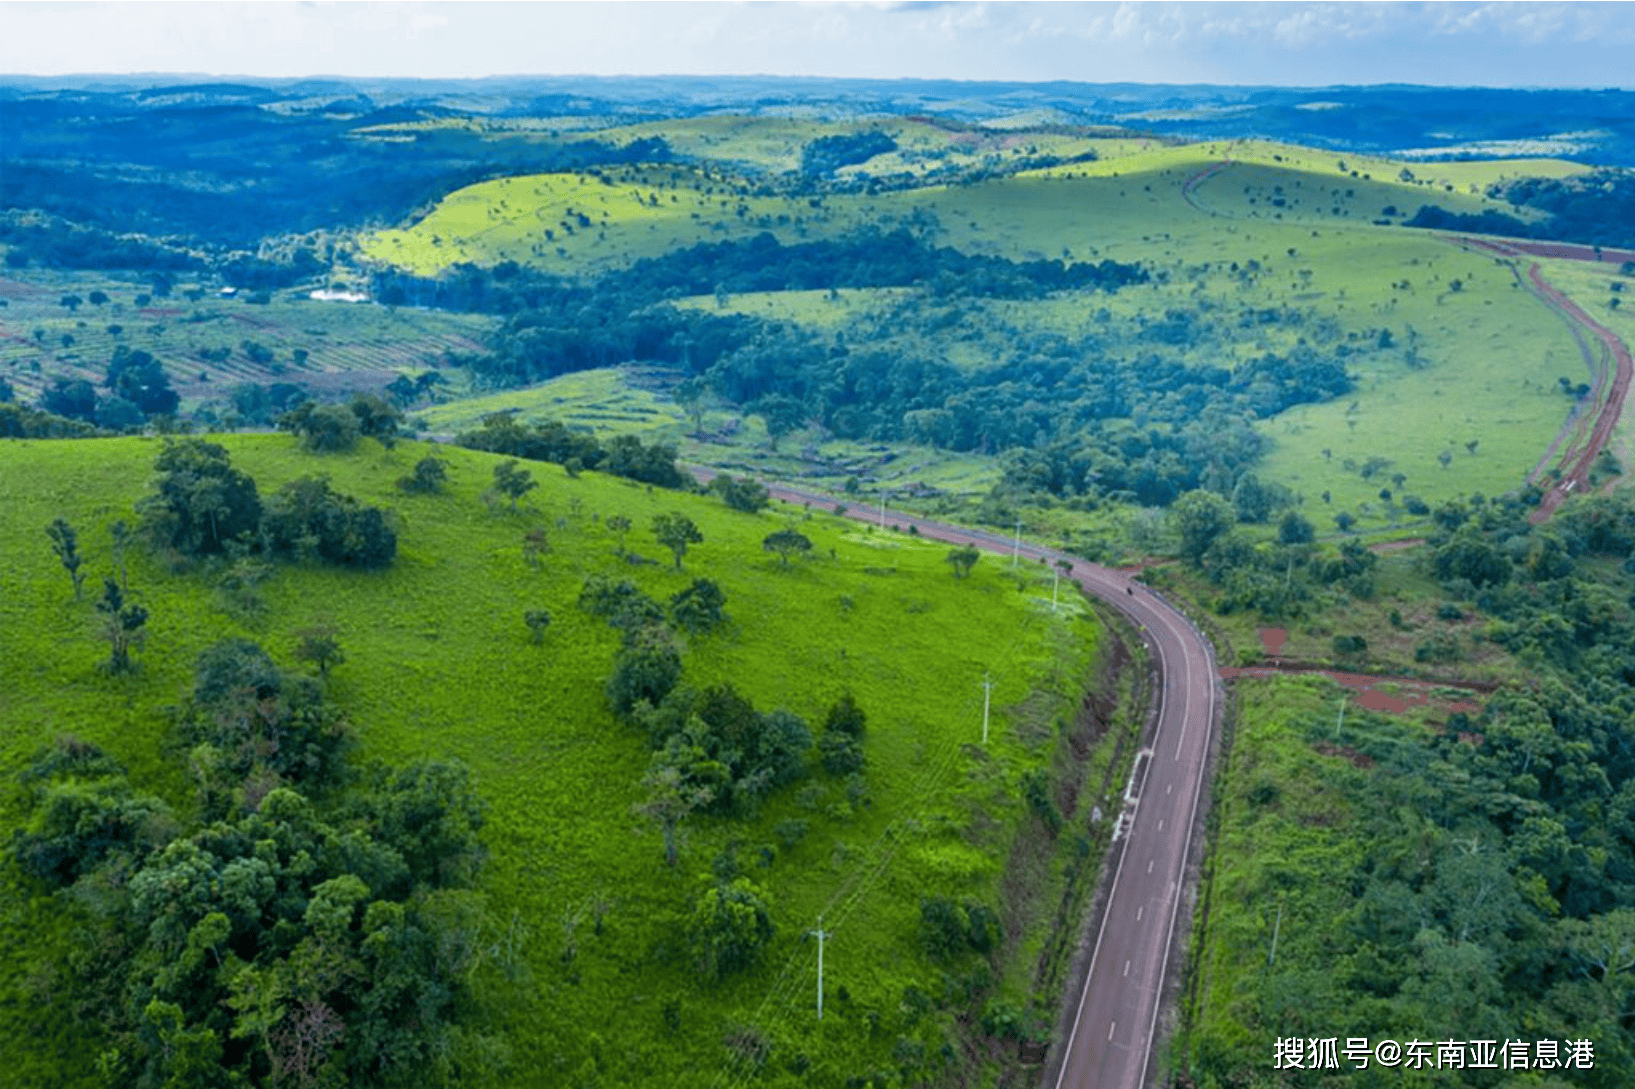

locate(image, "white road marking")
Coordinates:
1147 859 1154 874
1136 906 1143 921
1123 960 1130 977
1167 783 1173 796
1157 819 1164 832
1108 1021 1117 1042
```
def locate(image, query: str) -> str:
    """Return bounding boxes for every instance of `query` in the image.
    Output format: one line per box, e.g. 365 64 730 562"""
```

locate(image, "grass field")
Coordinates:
0 432 1103 1087
414 365 686 437
0 270 493 412
1176 675 1408 1084
349 122 1615 541
361 164 889 277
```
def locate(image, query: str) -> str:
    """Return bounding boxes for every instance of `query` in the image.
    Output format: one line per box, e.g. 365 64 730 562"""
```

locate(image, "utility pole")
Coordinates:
1011 516 1022 566
1051 567 1060 614
1335 695 1347 738
981 672 994 744
811 918 830 1020
878 490 888 530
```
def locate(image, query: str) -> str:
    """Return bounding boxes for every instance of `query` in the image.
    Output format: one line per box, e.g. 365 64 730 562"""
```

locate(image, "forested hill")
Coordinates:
6 76 1635 251
7 76 1635 163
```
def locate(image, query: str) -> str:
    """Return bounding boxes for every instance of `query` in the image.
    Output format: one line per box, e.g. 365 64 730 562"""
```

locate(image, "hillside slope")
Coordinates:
0 433 1104 1087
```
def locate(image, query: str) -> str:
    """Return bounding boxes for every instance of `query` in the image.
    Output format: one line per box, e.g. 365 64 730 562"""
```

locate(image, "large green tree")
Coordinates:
652 512 703 569
688 878 775 979
1172 489 1235 565
139 439 263 556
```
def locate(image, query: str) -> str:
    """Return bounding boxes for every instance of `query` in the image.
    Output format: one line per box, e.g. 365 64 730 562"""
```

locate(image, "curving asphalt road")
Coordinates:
692 468 1223 1089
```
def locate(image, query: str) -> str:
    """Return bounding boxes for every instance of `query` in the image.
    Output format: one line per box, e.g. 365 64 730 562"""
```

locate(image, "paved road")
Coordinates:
693 468 1223 1089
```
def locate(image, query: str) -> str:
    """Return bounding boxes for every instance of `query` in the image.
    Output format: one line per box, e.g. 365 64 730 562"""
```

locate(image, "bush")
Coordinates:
606 626 683 717
817 732 865 776
688 878 775 979
1415 633 1461 663
670 578 728 634
261 475 397 568
139 439 263 556
279 401 361 452
398 455 449 494
1331 634 1368 656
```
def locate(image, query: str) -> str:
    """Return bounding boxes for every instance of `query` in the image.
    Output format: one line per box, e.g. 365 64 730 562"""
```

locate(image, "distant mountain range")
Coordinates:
5 74 1635 164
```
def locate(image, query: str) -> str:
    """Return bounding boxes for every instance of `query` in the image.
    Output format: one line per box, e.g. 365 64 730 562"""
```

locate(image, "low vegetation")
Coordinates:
0 432 1103 1087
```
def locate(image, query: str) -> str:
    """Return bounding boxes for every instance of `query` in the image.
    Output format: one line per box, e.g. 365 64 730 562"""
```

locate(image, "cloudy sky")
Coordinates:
4 1 1633 88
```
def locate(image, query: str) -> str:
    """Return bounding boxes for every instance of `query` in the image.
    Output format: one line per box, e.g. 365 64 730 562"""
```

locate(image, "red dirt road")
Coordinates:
1448 236 1632 520
1522 263 1631 519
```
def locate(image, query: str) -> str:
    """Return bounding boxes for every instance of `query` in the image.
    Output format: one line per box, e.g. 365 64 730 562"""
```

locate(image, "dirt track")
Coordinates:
1439 237 1632 519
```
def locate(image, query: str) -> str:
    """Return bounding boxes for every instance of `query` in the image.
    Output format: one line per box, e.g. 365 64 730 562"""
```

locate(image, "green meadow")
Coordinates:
414 365 685 438
0 432 1106 1087
354 118 1623 540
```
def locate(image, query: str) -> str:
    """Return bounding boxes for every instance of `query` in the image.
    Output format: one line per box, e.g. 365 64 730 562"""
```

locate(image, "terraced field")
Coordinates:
0 271 493 411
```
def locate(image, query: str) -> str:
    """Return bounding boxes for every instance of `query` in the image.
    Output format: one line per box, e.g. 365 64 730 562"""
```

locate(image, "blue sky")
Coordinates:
4 2 1633 87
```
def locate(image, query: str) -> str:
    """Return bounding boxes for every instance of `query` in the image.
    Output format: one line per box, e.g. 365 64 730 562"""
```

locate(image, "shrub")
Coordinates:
261 476 397 568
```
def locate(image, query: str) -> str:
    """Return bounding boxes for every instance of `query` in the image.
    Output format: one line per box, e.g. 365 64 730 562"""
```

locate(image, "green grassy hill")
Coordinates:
0 432 1110 1087
353 121 1617 544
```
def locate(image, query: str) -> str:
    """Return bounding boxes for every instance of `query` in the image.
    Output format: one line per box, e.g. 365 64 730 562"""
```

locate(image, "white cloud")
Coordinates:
1 1 1632 85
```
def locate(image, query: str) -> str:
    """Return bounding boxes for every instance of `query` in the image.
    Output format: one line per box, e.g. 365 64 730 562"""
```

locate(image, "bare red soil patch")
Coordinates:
1220 664 1488 716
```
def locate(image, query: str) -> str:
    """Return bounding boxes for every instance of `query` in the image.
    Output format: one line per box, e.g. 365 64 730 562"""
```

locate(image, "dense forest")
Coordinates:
1180 487 1635 1087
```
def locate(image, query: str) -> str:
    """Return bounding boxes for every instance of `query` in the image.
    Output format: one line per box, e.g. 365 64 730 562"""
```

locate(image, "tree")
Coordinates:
688 878 775 979
818 693 868 775
711 474 770 513
105 346 178 417
524 609 552 645
139 439 263 556
1334 511 1357 533
1431 529 1512 589
1439 449 1453 469
96 578 148 673
607 625 683 717
753 394 804 451
262 476 398 569
606 514 632 558
95 394 144 432
491 460 537 512
294 624 345 678
87 290 109 307
670 578 728 634
279 401 361 452
676 375 708 437
397 455 449 494
762 528 813 568
60 293 82 312
522 528 550 570
1231 472 1276 524
653 512 703 569
946 545 981 578
45 517 87 599
348 393 403 446
634 763 714 868
1172 489 1235 565
110 519 131 590
39 376 99 423
1278 510 1315 545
